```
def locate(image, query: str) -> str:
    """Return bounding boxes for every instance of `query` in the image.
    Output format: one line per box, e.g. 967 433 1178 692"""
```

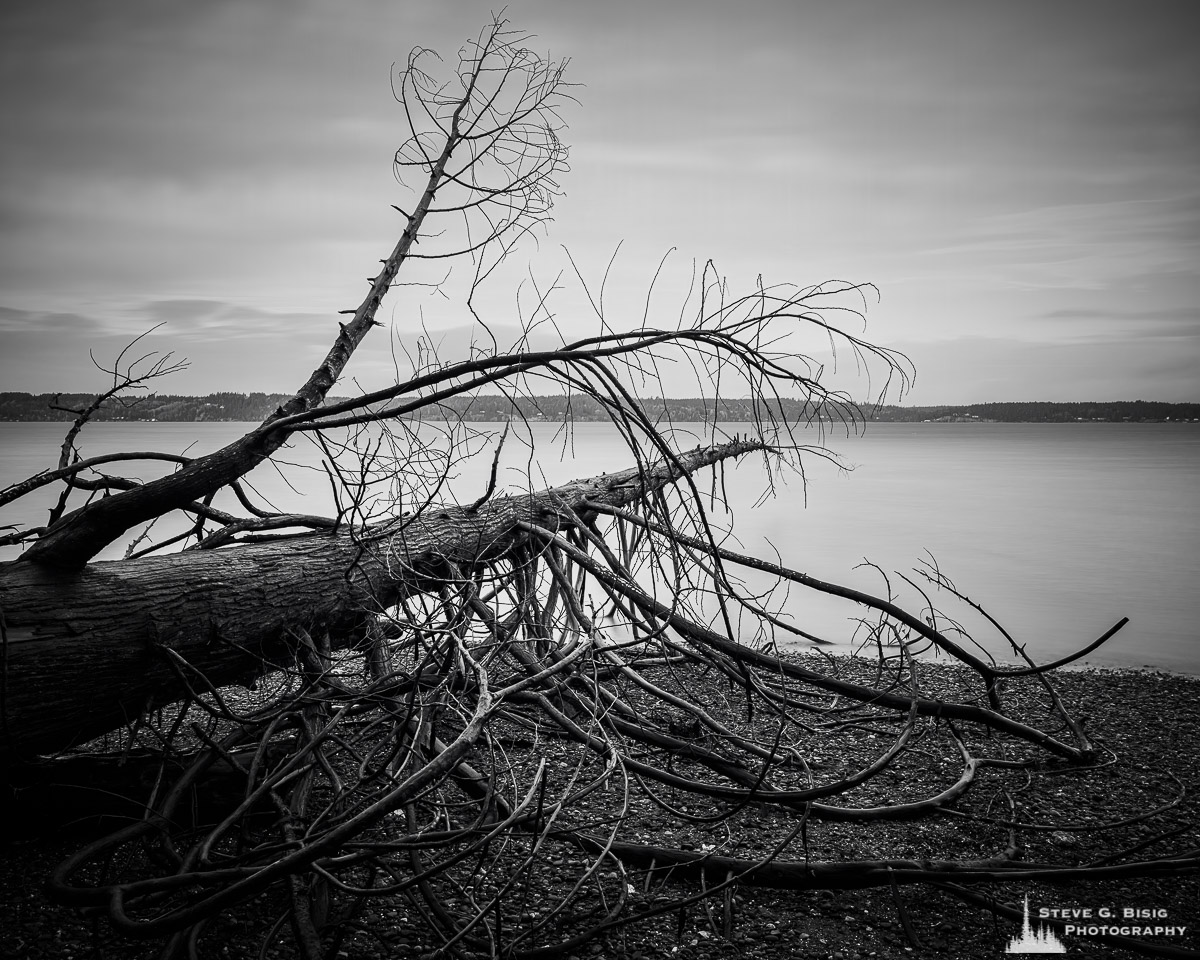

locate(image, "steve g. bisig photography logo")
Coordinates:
1006 895 1189 954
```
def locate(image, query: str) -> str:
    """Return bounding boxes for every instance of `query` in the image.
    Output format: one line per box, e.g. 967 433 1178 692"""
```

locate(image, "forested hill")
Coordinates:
0 392 1197 424
866 400 1200 422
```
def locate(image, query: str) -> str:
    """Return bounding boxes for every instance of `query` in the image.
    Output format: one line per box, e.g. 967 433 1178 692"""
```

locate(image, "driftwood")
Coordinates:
0 441 761 761
2 19 1196 959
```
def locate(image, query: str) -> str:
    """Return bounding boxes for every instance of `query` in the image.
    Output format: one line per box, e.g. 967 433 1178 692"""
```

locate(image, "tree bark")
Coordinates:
0 440 762 764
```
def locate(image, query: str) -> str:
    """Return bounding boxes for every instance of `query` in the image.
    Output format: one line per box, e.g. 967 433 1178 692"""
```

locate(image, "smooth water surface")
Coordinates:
3 420 1197 673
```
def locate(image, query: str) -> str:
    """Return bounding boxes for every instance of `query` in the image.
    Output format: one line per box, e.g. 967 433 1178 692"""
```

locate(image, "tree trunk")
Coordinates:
0 441 761 764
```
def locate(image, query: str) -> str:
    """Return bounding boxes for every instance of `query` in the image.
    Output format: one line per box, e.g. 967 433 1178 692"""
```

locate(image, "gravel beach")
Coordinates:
3 656 1198 960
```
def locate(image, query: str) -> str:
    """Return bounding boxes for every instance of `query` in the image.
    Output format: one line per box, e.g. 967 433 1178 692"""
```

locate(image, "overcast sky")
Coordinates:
1 0 1197 404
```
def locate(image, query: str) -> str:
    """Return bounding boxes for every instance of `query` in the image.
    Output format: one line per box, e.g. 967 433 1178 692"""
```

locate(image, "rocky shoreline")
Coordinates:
3 656 1198 960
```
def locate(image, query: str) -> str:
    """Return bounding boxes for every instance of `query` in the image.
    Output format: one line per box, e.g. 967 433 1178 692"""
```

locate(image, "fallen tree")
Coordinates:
0 440 764 759
2 18 1196 960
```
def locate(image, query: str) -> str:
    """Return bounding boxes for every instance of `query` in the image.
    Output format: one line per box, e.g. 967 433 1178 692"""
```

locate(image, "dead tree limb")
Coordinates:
0 441 761 760
1 16 1191 960
16 19 572 571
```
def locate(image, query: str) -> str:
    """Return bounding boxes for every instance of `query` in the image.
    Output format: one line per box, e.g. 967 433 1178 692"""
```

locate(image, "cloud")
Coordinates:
0 305 103 334
0 323 151 394
130 300 336 342
3 1 1199 403
916 196 1200 293
1041 307 1197 322
133 300 228 324
1032 308 1200 346
889 334 1200 404
0 297 354 395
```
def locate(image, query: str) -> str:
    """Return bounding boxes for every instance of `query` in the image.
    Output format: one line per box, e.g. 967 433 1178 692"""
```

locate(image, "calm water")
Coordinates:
2 420 1198 674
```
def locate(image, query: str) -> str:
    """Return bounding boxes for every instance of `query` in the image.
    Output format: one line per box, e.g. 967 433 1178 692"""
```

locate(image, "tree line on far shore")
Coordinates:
0 391 1196 424
867 399 1200 422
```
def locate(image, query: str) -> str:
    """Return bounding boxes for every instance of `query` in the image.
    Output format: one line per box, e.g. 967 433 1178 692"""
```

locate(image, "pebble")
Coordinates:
4 660 1197 960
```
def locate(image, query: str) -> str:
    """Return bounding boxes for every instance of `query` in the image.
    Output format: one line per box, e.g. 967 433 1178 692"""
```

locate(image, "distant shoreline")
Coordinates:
2 393 1197 424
